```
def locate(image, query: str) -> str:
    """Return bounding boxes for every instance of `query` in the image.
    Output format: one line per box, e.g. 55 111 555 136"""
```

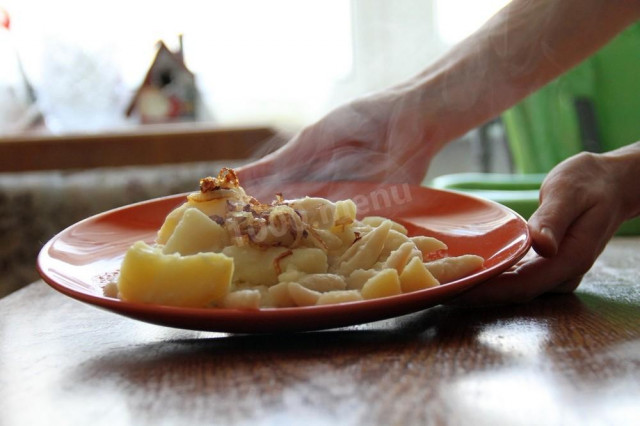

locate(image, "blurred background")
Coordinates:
0 0 509 134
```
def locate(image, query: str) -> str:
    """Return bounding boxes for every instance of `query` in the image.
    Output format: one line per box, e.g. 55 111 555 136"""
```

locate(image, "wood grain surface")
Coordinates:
1 237 639 426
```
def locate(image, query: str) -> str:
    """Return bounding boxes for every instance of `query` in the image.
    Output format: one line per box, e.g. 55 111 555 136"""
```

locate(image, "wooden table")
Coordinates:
1 238 639 425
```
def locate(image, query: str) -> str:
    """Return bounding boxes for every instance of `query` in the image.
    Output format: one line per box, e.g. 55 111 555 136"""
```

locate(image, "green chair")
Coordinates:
431 23 640 235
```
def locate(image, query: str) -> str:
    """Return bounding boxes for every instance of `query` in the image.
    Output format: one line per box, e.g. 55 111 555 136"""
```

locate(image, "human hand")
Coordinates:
452 143 640 306
237 90 438 185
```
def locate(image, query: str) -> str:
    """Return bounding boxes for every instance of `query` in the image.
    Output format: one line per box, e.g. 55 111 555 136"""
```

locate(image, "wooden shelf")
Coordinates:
0 124 281 172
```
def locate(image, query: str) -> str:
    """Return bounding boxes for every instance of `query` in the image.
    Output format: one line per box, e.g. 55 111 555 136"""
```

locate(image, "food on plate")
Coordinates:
112 168 484 309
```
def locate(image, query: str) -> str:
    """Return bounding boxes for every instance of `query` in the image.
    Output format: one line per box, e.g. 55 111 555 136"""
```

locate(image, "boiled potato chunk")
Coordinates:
185 197 230 217
163 208 229 255
360 268 402 300
117 241 233 308
400 256 439 293
156 198 228 245
156 203 188 245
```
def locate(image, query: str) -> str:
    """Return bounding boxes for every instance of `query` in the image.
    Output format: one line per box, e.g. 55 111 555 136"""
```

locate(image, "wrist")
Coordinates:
603 141 640 220
380 74 476 155
354 83 447 157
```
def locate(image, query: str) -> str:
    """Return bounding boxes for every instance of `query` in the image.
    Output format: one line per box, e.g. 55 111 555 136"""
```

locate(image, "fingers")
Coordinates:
452 199 614 306
236 152 278 185
527 151 625 258
236 133 312 185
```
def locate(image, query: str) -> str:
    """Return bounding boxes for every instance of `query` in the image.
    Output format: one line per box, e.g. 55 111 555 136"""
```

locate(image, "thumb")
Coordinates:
528 179 589 258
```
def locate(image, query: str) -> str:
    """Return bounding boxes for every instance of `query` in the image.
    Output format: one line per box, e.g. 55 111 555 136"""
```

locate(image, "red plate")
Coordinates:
37 181 530 333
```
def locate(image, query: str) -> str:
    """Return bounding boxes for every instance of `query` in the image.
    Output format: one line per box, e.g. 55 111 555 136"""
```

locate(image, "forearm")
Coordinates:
391 0 640 152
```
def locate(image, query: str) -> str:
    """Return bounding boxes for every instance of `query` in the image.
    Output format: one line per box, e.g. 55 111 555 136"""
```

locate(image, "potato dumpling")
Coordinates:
298 274 346 292
334 199 357 224
289 197 336 229
281 248 328 275
410 236 448 258
384 241 422 274
361 216 408 235
266 282 296 308
222 289 262 310
118 241 233 308
425 255 484 284
336 220 391 276
378 230 412 261
288 282 321 306
222 246 290 286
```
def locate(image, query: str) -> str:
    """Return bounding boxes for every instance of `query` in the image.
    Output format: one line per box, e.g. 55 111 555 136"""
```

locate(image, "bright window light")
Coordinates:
435 0 511 45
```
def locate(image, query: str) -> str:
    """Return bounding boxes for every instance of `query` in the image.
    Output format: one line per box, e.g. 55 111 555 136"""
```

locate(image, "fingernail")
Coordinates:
541 226 557 252
541 226 553 238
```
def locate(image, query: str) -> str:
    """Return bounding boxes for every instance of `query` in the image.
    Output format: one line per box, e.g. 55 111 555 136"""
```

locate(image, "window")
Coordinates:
1 0 510 134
